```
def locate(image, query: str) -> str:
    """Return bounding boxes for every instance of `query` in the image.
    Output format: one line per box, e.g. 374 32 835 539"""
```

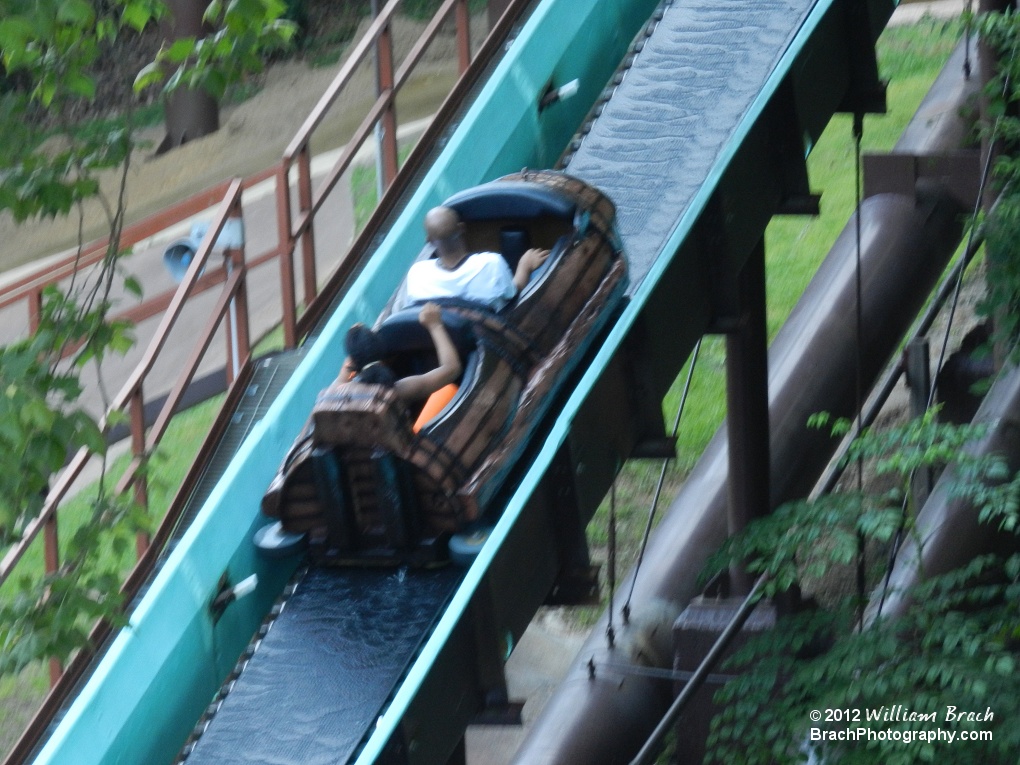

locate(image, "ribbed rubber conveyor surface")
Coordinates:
565 0 817 289
183 565 464 765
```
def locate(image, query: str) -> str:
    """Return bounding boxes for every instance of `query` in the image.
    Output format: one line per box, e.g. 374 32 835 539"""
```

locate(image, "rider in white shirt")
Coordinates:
404 250 516 310
401 206 548 310
343 206 550 380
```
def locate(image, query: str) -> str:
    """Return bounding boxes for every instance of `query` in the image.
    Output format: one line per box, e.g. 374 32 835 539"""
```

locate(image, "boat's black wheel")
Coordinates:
254 521 307 558
448 527 492 567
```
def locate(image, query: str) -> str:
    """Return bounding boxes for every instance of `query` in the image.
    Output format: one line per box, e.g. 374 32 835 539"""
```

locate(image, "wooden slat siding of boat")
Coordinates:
411 470 461 533
261 431 314 518
509 235 613 355
281 481 323 531
317 450 355 549
262 407 412 551
452 305 539 370
436 355 522 477
346 450 381 539
409 357 522 520
459 255 628 516
309 382 482 545
312 383 413 455
300 447 388 555
505 169 617 240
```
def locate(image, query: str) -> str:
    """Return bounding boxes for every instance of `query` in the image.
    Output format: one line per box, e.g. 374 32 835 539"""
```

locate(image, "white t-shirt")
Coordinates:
402 251 516 310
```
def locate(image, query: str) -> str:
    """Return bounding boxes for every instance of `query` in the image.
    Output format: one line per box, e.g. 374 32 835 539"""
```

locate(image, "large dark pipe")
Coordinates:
870 363 1020 621
511 42 980 765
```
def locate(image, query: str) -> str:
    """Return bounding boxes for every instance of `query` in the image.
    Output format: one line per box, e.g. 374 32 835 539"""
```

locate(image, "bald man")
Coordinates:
342 206 550 379
402 206 549 311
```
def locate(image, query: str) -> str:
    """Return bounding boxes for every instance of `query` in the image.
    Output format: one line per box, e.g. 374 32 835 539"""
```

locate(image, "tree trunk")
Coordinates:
158 0 219 153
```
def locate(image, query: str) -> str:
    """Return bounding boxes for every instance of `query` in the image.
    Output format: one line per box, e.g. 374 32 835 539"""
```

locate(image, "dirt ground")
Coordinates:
0 11 488 274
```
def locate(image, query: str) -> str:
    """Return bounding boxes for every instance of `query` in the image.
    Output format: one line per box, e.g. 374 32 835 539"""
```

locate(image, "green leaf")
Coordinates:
165 37 197 64
123 276 143 298
0 17 37 53
203 0 224 23
133 61 165 92
64 71 97 100
56 0 96 27
38 79 57 108
121 2 154 32
202 68 228 100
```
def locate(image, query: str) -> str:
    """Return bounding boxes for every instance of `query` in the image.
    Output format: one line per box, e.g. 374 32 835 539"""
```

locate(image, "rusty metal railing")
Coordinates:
0 0 479 646
0 179 249 595
276 0 473 347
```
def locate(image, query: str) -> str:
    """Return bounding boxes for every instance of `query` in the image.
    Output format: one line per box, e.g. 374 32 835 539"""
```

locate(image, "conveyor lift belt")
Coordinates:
179 566 464 764
567 0 832 285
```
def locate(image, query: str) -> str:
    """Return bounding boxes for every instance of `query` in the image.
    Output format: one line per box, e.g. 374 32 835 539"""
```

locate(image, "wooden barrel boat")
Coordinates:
259 169 627 565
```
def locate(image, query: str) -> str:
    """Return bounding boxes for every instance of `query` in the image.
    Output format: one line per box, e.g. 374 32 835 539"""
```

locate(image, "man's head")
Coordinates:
424 206 468 263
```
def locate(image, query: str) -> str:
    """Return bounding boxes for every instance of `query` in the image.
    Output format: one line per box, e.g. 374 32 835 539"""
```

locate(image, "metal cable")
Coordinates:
809 230 985 501
606 478 617 648
628 574 769 765
853 112 868 627
622 338 703 621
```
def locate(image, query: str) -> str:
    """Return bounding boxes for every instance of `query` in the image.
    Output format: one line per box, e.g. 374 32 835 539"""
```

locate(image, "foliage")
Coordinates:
0 0 156 221
0 284 132 545
0 0 290 678
707 561 1020 764
974 9 1020 362
134 0 296 101
0 486 151 674
701 410 1020 764
704 412 995 597
697 12 1020 762
0 255 151 675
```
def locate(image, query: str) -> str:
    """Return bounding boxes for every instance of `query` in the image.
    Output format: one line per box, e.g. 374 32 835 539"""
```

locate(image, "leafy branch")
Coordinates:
701 410 1020 764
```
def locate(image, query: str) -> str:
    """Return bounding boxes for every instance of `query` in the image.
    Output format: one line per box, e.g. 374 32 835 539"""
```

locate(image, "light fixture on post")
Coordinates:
162 218 245 283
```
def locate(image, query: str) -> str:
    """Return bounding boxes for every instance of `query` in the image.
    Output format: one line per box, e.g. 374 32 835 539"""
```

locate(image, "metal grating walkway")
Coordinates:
158 349 308 567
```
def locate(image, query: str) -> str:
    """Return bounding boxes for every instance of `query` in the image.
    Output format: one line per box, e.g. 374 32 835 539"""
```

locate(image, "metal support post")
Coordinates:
724 239 770 594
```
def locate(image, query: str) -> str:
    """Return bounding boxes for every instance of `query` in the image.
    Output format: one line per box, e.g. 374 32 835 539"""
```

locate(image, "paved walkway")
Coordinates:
890 0 968 26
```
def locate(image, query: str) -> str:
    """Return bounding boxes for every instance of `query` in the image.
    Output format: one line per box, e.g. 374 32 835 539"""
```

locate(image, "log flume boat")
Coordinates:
259 169 627 565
